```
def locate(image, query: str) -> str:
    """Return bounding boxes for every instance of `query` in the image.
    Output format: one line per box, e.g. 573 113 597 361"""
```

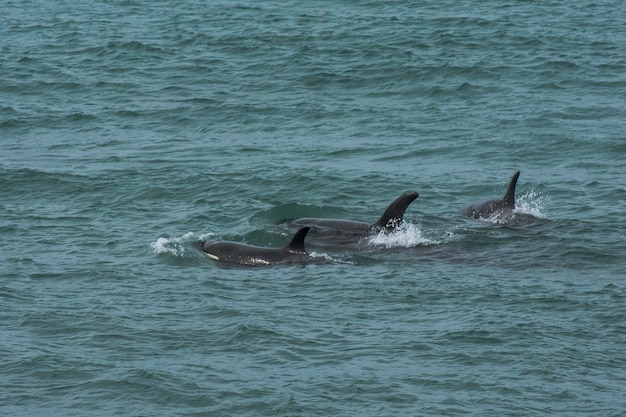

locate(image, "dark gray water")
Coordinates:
2 1 625 415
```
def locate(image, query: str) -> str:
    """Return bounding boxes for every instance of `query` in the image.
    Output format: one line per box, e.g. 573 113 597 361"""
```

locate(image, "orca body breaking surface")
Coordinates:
194 227 316 267
290 192 419 245
459 171 521 221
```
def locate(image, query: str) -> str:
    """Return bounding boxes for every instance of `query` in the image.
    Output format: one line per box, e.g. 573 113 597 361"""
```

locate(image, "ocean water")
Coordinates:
1 0 625 415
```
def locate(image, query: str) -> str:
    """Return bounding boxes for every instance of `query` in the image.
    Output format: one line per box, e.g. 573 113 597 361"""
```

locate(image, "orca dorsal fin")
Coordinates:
285 227 310 253
374 191 419 231
503 171 521 208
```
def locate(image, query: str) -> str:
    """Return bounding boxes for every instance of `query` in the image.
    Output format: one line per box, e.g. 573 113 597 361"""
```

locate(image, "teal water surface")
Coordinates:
2 1 625 416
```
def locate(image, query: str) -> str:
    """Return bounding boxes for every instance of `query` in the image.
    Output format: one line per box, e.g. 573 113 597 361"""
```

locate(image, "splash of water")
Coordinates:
367 221 437 248
150 232 213 257
514 189 547 219
479 189 547 225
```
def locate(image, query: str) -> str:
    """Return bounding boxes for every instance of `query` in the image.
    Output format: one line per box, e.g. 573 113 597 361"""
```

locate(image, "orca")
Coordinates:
194 227 315 267
290 191 419 244
459 171 521 221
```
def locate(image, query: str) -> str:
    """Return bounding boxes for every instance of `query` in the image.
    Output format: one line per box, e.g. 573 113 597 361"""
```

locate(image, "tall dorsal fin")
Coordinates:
285 227 309 253
503 171 520 208
374 191 419 230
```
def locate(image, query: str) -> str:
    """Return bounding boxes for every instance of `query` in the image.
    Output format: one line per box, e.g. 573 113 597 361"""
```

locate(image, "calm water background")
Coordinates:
2 1 625 416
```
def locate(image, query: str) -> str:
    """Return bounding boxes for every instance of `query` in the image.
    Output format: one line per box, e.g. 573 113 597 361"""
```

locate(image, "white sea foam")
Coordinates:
150 232 213 257
514 189 547 219
367 221 436 248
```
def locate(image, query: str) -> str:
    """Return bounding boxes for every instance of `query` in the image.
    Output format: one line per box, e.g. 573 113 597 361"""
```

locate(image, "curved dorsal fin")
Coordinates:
374 191 419 230
503 171 521 208
285 227 309 253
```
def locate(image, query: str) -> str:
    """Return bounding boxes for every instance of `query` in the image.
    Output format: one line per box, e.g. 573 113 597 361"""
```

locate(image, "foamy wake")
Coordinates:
367 221 439 248
150 232 213 257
